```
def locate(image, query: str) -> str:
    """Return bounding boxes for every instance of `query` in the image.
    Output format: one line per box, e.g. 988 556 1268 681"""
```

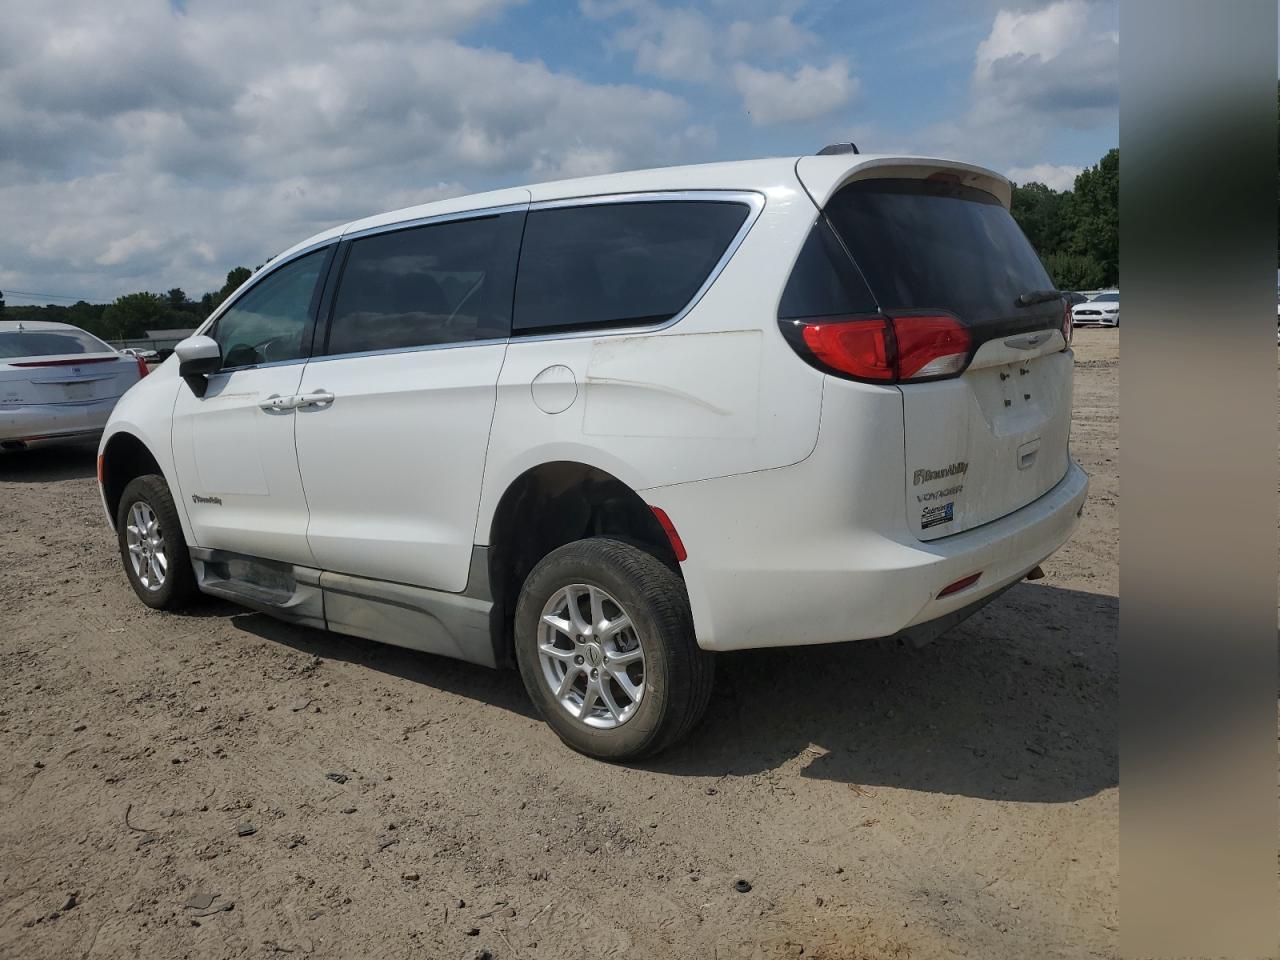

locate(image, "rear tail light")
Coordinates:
1061 298 1073 347
788 313 972 384
135 356 149 379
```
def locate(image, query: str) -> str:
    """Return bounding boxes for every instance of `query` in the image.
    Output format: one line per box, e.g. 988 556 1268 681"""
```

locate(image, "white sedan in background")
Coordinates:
1071 291 1120 327
0 321 148 451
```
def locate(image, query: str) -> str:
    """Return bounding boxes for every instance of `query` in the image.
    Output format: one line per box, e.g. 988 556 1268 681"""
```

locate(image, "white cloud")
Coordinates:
726 15 816 59
973 0 1118 130
0 0 698 301
1006 163 1084 191
583 0 842 126
905 0 1117 170
732 59 856 126
615 7 721 83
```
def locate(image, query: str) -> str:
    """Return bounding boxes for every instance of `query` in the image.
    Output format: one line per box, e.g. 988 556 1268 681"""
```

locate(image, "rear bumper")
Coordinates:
644 378 1088 653
0 398 119 443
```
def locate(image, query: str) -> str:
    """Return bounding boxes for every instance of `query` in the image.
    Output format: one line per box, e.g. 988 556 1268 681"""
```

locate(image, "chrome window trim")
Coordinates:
526 189 763 212
512 189 765 343
205 356 310 376
340 202 530 243
307 337 508 365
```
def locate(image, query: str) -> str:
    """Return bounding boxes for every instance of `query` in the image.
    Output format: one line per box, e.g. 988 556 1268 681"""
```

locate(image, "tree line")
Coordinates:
2 148 1121 341
1009 147 1119 291
0 266 253 342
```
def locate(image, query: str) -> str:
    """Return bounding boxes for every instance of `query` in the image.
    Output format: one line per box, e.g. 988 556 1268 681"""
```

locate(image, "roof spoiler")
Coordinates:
796 155 1013 210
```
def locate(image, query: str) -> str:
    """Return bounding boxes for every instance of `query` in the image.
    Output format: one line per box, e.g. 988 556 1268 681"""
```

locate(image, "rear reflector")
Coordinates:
97 454 105 486
135 356 149 379
791 313 971 384
11 356 118 367
649 506 688 563
938 572 982 598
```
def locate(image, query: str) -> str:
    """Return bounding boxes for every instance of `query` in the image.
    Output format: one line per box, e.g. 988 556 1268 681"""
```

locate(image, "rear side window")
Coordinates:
778 218 878 319
0 328 111 358
513 200 749 334
324 212 523 355
214 249 328 369
823 178 1057 329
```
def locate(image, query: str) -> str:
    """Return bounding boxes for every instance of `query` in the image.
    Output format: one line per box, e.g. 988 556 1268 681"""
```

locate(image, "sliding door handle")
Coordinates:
295 390 335 409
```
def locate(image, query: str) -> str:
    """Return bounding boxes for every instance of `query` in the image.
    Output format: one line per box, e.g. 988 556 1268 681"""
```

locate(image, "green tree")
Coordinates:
1010 181 1073 257
0 289 5 316
1066 148 1119 285
166 287 189 310
207 266 253 311
101 292 174 340
1043 251 1108 291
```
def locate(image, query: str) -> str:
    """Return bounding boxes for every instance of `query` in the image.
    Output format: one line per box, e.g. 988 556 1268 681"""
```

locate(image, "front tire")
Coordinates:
514 538 714 761
116 474 198 610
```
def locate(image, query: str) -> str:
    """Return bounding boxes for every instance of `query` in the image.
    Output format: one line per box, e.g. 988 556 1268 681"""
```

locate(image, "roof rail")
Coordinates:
816 142 859 156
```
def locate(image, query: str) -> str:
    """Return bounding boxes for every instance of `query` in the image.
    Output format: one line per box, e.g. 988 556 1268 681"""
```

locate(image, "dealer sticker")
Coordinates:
921 501 955 529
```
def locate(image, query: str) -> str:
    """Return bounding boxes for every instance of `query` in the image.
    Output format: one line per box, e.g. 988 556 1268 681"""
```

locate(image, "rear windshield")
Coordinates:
823 179 1057 328
0 328 111 359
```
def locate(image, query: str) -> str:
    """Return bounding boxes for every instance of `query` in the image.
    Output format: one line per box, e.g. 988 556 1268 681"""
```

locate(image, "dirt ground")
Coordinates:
0 329 1119 960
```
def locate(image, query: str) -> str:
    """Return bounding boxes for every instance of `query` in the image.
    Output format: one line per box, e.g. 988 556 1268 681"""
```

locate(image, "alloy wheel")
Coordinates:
537 583 646 729
124 500 168 591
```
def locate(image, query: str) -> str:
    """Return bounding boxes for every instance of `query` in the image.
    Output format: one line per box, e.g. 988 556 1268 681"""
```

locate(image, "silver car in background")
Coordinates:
0 321 147 450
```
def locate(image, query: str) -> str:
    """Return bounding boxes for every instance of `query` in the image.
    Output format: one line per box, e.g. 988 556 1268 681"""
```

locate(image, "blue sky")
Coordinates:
0 0 1118 304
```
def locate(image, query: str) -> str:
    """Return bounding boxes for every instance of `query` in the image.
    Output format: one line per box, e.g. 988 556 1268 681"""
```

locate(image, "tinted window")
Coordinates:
324 213 523 355
824 179 1057 329
0 327 111 358
513 200 749 333
214 249 327 369
778 217 878 319
1093 292 1119 302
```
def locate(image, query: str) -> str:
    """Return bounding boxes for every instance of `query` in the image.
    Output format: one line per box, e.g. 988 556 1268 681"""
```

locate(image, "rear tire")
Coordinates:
514 538 714 761
116 474 198 610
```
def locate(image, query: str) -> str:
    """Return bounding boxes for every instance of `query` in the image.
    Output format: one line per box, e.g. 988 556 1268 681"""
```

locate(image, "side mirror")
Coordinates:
175 335 221 398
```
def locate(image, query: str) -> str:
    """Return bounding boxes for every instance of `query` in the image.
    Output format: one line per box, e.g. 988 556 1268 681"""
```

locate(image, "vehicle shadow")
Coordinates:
0 441 99 482
225 581 1116 804
229 611 538 720
652 582 1117 803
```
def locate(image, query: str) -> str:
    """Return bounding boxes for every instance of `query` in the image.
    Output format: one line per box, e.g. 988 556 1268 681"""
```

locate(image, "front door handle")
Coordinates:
258 393 300 411
295 390 335 409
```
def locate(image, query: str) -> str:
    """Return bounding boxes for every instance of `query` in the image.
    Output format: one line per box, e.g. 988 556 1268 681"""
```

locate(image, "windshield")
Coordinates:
822 178 1058 331
0 328 112 359
1093 293 1119 302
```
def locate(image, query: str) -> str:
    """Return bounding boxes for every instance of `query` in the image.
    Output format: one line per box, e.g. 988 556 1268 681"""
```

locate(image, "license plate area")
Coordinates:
903 351 1073 540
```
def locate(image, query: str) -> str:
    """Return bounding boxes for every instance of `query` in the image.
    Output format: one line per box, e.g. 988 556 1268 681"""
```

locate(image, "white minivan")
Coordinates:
98 152 1087 759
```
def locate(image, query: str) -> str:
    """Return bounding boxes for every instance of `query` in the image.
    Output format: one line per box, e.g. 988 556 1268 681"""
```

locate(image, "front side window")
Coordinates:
323 212 524 356
512 200 750 334
213 249 328 369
